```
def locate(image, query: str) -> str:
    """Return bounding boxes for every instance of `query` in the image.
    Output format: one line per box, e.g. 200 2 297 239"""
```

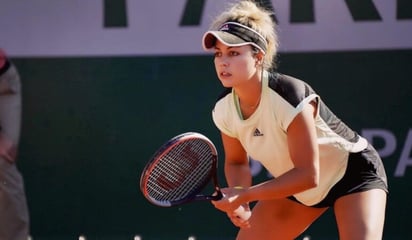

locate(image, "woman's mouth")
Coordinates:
220 71 232 77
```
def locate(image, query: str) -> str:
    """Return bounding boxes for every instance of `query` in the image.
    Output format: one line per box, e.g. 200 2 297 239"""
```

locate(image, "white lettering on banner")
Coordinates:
362 129 412 177
250 129 412 178
0 0 411 56
394 130 412 177
362 129 397 158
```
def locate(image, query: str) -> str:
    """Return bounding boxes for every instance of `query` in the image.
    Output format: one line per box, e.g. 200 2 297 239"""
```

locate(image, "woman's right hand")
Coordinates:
227 203 252 228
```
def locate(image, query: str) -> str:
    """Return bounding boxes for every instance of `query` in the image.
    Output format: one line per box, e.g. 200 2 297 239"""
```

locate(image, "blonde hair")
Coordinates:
209 0 279 70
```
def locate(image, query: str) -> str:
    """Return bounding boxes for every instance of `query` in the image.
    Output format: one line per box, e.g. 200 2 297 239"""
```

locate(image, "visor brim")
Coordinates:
202 31 266 54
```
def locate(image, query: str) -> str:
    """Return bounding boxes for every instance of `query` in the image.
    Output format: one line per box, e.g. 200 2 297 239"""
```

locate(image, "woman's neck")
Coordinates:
234 72 263 120
235 71 263 108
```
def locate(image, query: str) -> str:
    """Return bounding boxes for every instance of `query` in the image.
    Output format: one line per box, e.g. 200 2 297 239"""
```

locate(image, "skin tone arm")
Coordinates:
0 133 17 163
0 49 17 163
221 132 252 189
218 131 253 228
213 101 319 213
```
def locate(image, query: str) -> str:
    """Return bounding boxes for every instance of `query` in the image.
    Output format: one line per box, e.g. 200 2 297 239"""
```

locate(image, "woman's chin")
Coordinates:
219 79 233 88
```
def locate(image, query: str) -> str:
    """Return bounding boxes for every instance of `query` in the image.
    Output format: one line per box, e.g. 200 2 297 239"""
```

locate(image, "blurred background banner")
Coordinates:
1 0 411 239
1 0 411 56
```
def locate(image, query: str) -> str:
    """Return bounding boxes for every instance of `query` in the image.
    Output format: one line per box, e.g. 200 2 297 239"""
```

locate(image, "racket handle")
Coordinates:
219 189 252 220
234 204 252 220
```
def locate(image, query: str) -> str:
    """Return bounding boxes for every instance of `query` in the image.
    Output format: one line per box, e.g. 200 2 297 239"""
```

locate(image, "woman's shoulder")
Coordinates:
267 72 316 107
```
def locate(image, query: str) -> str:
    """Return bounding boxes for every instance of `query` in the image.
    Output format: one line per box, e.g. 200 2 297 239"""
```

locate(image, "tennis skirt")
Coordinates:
289 143 389 208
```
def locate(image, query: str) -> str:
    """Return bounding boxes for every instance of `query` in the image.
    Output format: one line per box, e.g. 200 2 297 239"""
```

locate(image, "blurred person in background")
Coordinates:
0 48 30 240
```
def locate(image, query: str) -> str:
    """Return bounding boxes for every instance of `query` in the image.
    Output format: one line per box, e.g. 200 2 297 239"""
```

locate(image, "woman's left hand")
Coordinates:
212 187 251 228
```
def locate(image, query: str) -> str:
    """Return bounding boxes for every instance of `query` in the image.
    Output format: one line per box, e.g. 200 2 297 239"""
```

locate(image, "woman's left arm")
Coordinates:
236 101 320 203
285 101 320 190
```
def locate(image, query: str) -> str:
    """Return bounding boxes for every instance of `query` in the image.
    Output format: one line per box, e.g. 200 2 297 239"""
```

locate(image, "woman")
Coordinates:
201 1 388 239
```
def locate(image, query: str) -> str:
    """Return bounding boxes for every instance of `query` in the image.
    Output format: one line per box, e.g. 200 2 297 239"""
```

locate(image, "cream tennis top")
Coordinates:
212 71 367 206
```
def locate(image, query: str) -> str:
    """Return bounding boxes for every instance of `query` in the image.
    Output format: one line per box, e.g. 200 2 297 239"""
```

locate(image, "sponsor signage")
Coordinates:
0 0 411 56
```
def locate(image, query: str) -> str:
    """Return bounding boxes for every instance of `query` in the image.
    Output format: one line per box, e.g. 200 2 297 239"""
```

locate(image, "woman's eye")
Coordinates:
214 52 222 57
229 51 239 56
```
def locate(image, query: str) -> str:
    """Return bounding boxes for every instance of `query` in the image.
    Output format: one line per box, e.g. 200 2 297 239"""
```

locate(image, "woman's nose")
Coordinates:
220 57 229 66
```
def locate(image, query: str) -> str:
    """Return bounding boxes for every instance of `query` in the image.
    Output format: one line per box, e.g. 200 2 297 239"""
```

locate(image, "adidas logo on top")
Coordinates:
253 128 264 136
220 24 230 31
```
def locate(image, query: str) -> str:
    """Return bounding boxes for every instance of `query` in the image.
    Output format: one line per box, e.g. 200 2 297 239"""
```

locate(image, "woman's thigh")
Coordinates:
237 198 328 240
334 189 387 240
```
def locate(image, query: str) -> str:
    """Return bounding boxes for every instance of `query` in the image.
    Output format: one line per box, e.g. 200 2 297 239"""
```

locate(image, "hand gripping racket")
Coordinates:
140 132 251 220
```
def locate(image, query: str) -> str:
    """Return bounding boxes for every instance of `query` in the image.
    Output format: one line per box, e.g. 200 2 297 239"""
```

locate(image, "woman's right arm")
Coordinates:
214 132 252 228
221 132 252 188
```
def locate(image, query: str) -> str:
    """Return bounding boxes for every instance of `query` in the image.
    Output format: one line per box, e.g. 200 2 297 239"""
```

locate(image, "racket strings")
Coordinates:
171 143 213 198
148 149 211 200
150 140 212 196
146 139 214 202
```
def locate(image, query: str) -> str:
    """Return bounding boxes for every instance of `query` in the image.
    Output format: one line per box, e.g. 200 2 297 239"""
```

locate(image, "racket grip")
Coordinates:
234 204 252 220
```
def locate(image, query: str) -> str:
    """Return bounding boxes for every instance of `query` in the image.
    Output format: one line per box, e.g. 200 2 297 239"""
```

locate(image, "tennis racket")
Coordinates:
140 132 251 220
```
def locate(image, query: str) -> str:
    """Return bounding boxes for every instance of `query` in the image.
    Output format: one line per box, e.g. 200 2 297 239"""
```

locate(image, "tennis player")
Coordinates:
202 1 388 239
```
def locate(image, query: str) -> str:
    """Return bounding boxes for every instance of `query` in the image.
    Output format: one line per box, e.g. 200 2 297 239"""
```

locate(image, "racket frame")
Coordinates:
140 132 223 207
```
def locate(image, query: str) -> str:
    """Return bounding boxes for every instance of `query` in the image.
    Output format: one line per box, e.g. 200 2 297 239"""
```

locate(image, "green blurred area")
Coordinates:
13 50 412 239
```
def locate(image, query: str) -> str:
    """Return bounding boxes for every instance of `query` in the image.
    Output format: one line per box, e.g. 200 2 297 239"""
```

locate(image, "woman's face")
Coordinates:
213 40 259 88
